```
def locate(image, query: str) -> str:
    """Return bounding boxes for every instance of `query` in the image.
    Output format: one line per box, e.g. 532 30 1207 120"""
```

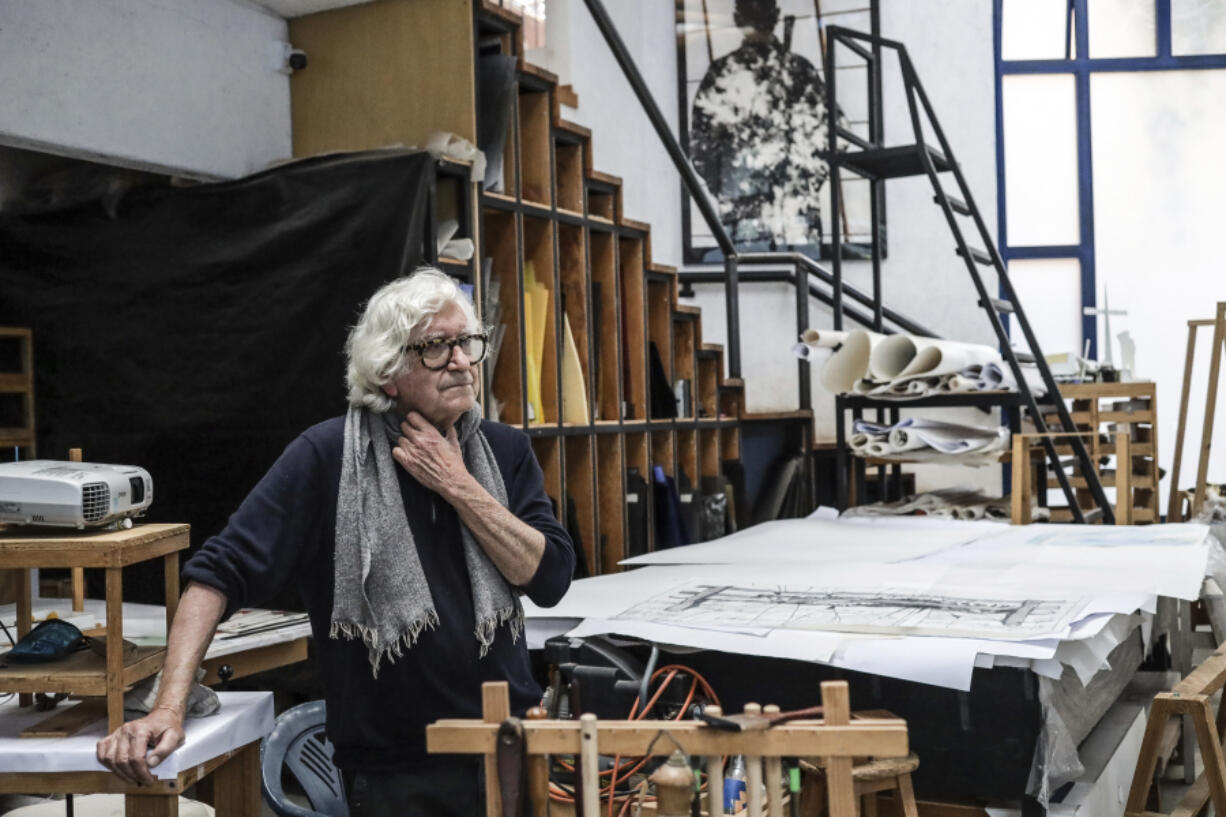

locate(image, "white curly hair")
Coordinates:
345 267 481 412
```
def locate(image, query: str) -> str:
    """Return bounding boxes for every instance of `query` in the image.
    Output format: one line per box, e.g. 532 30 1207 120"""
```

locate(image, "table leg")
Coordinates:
207 741 262 817
123 794 179 817
17 566 32 708
106 567 125 733
164 552 180 631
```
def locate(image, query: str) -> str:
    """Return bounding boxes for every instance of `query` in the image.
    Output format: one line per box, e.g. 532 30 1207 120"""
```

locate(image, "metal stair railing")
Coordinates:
825 25 1112 523
581 0 1104 521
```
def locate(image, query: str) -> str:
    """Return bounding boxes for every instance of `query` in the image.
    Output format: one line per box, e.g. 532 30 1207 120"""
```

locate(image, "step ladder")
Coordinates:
826 26 1113 523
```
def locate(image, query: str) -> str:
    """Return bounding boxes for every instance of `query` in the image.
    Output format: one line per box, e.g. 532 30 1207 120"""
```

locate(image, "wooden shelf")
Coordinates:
0 646 165 695
0 523 188 569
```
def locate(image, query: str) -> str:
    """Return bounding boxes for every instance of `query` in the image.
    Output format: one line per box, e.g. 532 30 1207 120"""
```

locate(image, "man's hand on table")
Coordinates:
96 706 184 785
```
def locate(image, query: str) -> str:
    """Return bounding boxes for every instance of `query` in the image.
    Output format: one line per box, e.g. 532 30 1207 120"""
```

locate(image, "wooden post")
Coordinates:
209 741 262 816
106 566 125 733
820 682 856 817
1116 431 1133 525
68 447 85 612
163 551 180 631
123 794 180 817
1168 321 1200 522
763 704 784 817
1193 303 1226 517
16 565 32 709
580 713 600 817
524 706 551 817
482 681 510 817
744 703 764 817
705 705 725 817
1010 434 1030 524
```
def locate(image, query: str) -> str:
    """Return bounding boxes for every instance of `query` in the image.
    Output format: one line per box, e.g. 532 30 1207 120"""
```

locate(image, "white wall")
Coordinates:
0 0 293 180
557 0 1000 494
548 0 684 265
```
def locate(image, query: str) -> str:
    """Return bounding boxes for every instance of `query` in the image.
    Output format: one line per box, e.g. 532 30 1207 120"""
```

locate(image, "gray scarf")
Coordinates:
331 404 523 677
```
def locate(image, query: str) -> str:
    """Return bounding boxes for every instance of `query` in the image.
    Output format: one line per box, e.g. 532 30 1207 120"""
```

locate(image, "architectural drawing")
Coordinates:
613 581 1088 641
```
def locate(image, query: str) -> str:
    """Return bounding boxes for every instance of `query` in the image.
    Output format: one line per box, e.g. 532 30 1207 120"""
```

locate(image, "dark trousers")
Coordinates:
347 758 484 817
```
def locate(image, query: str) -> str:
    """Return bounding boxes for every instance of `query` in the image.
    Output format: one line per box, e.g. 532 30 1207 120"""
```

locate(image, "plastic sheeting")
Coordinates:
0 149 435 601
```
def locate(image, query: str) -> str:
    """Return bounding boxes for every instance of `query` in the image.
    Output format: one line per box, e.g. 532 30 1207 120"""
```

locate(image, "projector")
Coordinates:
0 460 153 529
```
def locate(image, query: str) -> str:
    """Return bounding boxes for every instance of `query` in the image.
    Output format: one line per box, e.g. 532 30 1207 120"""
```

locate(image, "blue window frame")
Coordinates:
993 0 1226 358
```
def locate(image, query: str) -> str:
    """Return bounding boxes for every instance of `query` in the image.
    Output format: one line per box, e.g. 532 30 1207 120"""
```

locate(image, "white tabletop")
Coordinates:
0 691 274 779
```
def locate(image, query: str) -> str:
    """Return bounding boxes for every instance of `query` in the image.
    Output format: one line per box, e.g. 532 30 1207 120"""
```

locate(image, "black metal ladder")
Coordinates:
825 25 1113 523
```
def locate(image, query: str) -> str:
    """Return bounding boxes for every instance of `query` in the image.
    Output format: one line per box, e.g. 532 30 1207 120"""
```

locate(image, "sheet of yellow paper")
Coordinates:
523 261 548 424
561 314 590 425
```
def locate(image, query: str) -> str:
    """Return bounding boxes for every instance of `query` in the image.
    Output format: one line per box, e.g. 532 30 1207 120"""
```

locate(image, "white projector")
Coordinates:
0 460 153 529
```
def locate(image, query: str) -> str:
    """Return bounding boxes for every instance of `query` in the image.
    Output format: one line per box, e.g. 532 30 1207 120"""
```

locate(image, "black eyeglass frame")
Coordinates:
404 332 489 371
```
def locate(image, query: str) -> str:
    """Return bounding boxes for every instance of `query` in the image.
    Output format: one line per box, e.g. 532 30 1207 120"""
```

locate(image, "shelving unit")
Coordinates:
1040 382 1160 524
288 0 757 573
0 523 187 732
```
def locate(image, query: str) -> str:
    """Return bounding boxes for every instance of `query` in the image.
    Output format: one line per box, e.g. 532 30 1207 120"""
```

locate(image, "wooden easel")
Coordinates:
428 680 909 817
1167 302 1226 521
1126 645 1226 816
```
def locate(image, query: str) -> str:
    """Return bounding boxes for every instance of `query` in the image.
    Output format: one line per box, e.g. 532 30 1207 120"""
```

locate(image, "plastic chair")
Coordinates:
260 700 349 817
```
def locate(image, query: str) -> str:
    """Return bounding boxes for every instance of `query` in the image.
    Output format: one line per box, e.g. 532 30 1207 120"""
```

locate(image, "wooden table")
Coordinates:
0 690 271 817
0 523 189 731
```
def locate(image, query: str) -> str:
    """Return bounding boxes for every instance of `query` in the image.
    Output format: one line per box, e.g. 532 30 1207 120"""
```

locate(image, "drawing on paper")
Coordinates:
614 581 1087 641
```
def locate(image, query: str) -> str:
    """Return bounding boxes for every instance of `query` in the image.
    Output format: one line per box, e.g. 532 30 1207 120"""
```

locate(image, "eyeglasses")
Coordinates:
405 332 488 370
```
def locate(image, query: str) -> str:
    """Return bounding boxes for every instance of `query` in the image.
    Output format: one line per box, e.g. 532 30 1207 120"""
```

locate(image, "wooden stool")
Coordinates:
802 752 920 817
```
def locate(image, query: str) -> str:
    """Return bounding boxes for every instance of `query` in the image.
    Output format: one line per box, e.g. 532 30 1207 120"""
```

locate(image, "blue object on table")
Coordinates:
261 700 349 817
3 618 84 664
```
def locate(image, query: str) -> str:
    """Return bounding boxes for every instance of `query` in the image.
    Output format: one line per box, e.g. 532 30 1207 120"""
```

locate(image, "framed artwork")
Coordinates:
676 0 881 264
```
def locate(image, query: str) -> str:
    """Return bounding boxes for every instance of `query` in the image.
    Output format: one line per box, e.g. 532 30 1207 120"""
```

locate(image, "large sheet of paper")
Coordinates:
527 520 1211 691
620 517 990 566
613 579 1089 641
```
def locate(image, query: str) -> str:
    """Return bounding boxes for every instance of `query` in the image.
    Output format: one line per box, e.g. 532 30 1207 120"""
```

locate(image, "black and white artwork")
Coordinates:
677 0 879 263
615 581 1088 640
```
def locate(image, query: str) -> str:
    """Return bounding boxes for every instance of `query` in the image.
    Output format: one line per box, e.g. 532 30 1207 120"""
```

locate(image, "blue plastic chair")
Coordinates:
260 700 349 817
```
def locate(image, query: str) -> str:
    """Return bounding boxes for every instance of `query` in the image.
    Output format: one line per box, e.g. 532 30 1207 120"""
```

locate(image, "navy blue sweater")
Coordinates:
182 416 574 771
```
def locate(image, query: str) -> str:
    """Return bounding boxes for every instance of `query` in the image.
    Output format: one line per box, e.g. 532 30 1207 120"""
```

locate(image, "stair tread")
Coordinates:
840 143 951 180
674 304 702 316
721 378 745 389
518 59 558 87
554 117 591 140
587 169 622 187
700 343 724 352
621 217 651 233
937 194 972 215
648 262 678 274
480 0 522 26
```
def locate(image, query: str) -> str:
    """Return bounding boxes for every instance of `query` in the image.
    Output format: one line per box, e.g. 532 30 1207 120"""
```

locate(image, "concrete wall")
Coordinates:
0 0 293 180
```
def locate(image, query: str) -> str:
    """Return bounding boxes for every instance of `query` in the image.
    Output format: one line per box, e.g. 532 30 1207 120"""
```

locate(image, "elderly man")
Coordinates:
97 268 575 816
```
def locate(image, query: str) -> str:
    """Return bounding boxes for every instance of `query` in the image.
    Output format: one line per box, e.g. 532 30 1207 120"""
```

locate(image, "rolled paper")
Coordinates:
801 328 849 348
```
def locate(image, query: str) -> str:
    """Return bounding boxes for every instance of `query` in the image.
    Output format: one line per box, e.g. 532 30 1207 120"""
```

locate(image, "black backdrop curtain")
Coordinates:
0 149 434 603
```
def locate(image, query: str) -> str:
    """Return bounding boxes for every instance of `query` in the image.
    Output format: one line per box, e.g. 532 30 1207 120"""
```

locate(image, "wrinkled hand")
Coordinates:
392 412 471 496
96 707 184 785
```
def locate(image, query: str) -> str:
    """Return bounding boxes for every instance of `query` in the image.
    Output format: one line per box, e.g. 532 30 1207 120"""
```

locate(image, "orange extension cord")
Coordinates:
545 664 722 816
